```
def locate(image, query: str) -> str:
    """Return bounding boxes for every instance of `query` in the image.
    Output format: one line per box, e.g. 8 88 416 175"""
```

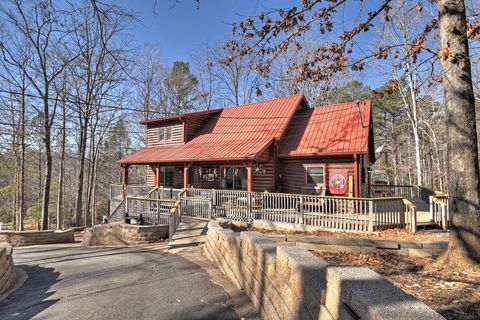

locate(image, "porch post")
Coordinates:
247 162 253 192
155 164 161 188
122 165 130 199
353 154 359 197
184 163 191 188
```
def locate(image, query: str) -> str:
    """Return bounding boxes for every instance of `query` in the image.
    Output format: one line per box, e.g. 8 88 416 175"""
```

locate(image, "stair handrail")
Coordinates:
429 194 449 230
147 186 159 198
106 198 126 223
168 188 187 241
402 198 417 233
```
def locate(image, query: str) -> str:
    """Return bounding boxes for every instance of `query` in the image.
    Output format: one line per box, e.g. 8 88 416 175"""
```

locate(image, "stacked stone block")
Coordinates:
204 221 444 320
0 229 74 247
82 222 168 246
0 243 15 295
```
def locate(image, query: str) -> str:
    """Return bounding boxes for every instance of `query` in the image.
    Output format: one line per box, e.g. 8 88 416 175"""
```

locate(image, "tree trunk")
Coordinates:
37 147 42 230
85 126 96 227
75 119 88 226
11 103 19 229
56 100 66 230
18 85 26 231
91 144 100 226
404 58 423 186
437 0 480 267
41 127 52 231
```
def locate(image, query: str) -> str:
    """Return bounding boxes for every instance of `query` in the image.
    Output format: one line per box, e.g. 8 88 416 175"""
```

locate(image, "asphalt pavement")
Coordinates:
0 244 242 320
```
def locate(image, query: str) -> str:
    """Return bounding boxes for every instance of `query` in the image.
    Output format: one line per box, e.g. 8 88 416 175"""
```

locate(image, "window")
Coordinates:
160 167 174 187
159 127 172 142
190 166 217 187
304 164 325 186
165 127 172 141
159 128 165 141
221 167 247 190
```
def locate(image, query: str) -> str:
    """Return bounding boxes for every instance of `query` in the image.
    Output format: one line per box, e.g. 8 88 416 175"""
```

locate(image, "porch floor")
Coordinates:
170 217 209 246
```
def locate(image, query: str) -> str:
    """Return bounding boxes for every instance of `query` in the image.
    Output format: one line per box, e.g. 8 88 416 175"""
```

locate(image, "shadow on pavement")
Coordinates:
0 265 60 320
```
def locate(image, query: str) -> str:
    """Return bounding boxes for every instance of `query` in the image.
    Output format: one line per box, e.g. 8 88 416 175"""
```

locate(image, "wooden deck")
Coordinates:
108 185 449 239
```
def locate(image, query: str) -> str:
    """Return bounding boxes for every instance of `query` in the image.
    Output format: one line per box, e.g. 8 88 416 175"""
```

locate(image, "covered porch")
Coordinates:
119 161 268 195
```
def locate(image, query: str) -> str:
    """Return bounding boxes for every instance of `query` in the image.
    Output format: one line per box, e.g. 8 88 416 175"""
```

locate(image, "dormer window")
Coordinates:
159 127 172 142
159 128 165 141
165 127 172 140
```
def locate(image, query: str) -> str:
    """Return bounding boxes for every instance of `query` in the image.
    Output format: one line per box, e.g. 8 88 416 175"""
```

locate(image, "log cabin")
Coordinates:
117 94 375 197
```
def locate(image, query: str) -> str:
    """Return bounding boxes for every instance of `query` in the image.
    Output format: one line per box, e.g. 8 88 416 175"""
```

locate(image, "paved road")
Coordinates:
0 244 240 320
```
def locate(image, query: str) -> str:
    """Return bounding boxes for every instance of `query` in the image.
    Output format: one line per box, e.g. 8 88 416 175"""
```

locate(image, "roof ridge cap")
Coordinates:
313 99 371 109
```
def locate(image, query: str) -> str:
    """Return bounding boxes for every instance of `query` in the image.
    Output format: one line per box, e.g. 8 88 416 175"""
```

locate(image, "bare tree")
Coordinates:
192 44 220 110
0 36 30 230
0 0 77 230
193 42 259 107
67 0 132 226
436 0 480 268
134 44 167 119
229 0 480 267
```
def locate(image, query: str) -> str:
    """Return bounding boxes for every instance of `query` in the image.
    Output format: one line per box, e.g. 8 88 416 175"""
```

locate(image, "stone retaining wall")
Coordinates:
268 234 448 258
228 220 448 258
0 229 75 247
82 222 168 246
204 221 444 320
0 243 15 295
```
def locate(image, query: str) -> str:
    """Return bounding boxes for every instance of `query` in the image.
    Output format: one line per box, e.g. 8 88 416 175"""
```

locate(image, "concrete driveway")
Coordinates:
0 244 245 320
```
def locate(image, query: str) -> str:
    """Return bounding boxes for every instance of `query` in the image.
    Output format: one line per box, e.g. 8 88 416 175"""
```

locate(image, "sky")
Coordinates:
117 0 282 64
115 0 389 89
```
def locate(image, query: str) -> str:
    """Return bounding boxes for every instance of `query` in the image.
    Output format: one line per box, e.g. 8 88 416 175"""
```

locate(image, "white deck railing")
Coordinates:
430 194 449 230
125 196 175 225
148 187 184 200
181 188 415 233
370 184 420 199
108 187 419 235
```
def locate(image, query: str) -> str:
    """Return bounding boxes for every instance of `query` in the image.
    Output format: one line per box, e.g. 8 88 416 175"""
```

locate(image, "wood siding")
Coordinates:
144 155 366 196
252 161 274 192
360 154 371 197
145 165 155 186
279 157 356 195
252 145 275 192
146 121 184 146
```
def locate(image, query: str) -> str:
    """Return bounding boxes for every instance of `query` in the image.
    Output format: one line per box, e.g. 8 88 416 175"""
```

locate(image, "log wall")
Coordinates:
279 157 356 195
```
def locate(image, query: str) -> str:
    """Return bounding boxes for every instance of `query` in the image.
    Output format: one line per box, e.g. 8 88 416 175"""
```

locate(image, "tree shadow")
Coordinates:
440 300 480 320
0 265 61 320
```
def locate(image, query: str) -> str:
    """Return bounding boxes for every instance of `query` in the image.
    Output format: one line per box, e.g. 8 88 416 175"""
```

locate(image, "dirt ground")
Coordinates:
313 251 480 320
250 227 450 242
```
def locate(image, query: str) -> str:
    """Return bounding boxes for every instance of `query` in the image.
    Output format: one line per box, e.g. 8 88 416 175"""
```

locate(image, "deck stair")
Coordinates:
109 185 151 215
411 199 440 230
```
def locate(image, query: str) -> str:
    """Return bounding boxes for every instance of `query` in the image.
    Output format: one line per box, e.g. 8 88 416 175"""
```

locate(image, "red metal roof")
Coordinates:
139 109 222 125
278 100 372 157
118 95 306 164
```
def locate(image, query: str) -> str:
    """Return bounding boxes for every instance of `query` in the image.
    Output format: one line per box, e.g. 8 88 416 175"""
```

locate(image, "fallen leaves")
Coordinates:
313 250 480 320
251 227 450 242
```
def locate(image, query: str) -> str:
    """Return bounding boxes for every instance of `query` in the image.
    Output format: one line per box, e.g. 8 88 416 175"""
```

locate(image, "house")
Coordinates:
117 94 374 197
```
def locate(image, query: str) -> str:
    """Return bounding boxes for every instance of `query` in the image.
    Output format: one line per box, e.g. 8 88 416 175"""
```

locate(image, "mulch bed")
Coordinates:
312 251 480 320
250 227 450 242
